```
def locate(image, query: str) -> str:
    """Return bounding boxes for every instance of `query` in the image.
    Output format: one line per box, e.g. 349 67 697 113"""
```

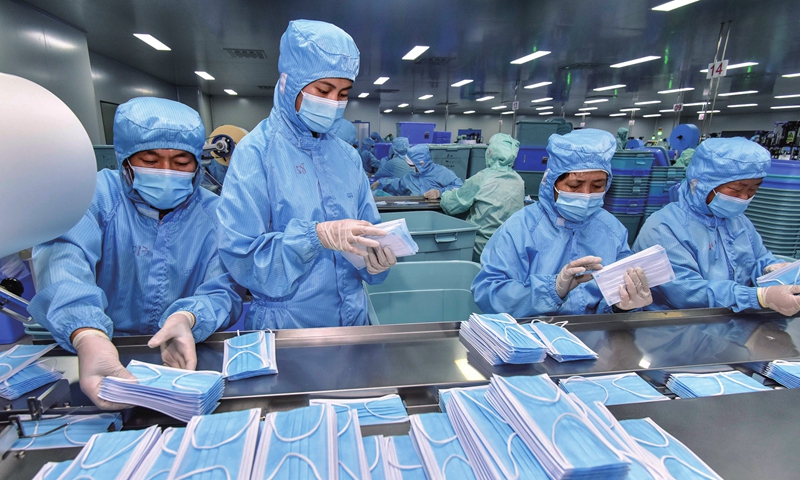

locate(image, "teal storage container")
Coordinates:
365 261 482 325
428 145 471 181
515 121 560 146
466 145 488 178
611 213 644 246
380 211 478 262
518 171 545 199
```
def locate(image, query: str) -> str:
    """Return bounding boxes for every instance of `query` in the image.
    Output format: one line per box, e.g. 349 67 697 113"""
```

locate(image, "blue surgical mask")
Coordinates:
297 91 347 133
222 331 278 380
666 371 769 398
130 166 195 210
11 413 122 451
708 190 752 218
528 322 598 362
310 394 409 426
0 359 62 400
384 435 426 479
132 427 185 480
56 426 162 479
335 408 370 480
409 413 475 480
554 190 605 222
363 435 387 480
559 373 668 407
0 344 55 383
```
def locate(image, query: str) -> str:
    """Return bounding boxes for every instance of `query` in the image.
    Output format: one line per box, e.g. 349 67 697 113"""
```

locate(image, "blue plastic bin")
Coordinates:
467 145 488 178
428 145 471 181
374 142 391 159
768 160 800 176
514 147 548 172
610 153 654 172
380 211 478 261
397 122 436 144
432 131 452 144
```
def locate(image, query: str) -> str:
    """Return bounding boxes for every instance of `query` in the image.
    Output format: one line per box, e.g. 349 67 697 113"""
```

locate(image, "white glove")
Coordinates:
148 311 197 370
72 329 136 410
758 285 800 316
423 189 441 200
316 220 384 257
555 256 603 299
366 246 397 275
615 267 653 311
763 262 791 274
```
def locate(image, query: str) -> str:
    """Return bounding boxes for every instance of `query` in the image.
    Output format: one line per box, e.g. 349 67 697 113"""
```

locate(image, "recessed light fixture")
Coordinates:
501 111 515 115
476 96 494 102
536 106 554 110
133 33 171 51
358 93 370 98
424 109 435 114
782 72 800 78
584 99 609 104
659 109 675 112
224 89 237 95
634 100 661 105
575 112 591 116
700 62 758 73
383 109 393 113
610 56 661 68
620 108 641 112
491 105 507 110
524 81 552 90
771 105 800 110
775 94 800 99
682 102 708 106
539 111 554 116
374 77 390 85
451 79 473 87
718 90 758 97
658 87 694 94
531 97 553 103
652 0 700 12
728 103 758 108
609 113 627 117
510 51 551 65
398 103 409 108
578 107 598 111
402 46 429 61
418 94 433 100
194 71 214 80
463 110 475 114
642 114 662 118
593 84 626 92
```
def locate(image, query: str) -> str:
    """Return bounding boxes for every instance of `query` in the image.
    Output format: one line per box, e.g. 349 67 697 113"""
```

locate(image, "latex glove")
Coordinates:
423 189 441 200
365 246 397 275
72 329 136 410
758 285 800 316
555 256 603 299
148 311 197 370
615 267 653 311
763 262 791 274
316 220 384 257
371 181 380 190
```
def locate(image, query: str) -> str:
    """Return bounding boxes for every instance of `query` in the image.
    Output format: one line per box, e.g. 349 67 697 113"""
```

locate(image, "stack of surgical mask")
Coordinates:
666 371 770 398
252 404 338 479
170 409 260 480
222 330 278 380
129 427 184 480
333 407 371 480
99 360 224 422
310 394 409 425
363 435 388 480
762 360 800 388
409 413 476 480
32 460 72 480
591 245 676 305
621 418 723 479
0 344 56 382
383 435 427 480
342 218 419 269
559 373 668 410
756 260 800 286
528 321 598 362
459 313 548 365
56 425 161 479
0 360 62 400
11 413 122 451
485 374 631 479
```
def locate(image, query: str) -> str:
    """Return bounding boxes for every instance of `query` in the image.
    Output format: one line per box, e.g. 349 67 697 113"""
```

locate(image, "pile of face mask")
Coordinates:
11 413 122 451
383 434 427 480
528 321 598 362
363 435 388 480
332 407 371 480
460 313 548 365
310 394 409 425
0 344 56 383
55 425 162 479
559 373 669 412
222 330 278 381
757 260 800 286
342 218 419 269
129 427 184 480
409 413 477 480
591 245 676 306
666 371 770 398
0 359 62 400
99 360 224 422
763 360 800 388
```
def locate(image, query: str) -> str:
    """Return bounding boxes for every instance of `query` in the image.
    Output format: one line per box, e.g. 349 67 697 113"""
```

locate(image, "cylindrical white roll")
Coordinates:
0 73 96 258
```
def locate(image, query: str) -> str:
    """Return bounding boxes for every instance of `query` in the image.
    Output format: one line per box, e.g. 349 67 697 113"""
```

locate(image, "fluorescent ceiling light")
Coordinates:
524 81 552 90
418 94 433 100
578 107 597 111
620 108 641 111
783 73 800 78
463 110 475 114
718 90 758 97
659 109 676 112
682 102 708 106
634 100 661 105
652 0 700 12
698 110 721 113
658 87 694 94
224 89 237 95
358 93 369 98
610 56 661 68
531 97 553 103
771 105 800 110
476 96 494 102
398 103 409 108
374 77 390 85
643 114 662 118
510 51 551 65
491 105 507 110
609 113 627 117
424 110 435 114
501 111 515 115
383 109 393 113
402 46 429 61
775 94 800 99
133 33 171 51
700 61 758 73
584 99 609 104
451 79 473 87
536 106 554 110
728 103 758 108
539 112 554 116
194 71 214 80
575 113 591 116
594 84 626 92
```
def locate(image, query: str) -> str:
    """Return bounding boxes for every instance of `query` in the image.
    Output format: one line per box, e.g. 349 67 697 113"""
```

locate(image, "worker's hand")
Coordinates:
763 262 792 274
615 267 652 311
316 219 384 257
758 285 800 316
423 189 441 200
371 181 380 190
148 311 197 370
555 256 603 299
365 246 396 275
72 329 136 410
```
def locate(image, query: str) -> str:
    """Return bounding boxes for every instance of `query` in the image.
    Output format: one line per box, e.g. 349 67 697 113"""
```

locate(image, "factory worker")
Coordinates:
359 137 378 173
29 97 243 409
331 118 358 147
216 19 395 330
472 129 652 317
372 137 413 180
439 133 525 261
616 127 628 150
673 147 695 167
370 132 383 143
373 144 464 199
634 138 799 315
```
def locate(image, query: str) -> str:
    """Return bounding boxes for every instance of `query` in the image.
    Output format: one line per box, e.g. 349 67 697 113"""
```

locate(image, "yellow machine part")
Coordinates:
210 125 248 166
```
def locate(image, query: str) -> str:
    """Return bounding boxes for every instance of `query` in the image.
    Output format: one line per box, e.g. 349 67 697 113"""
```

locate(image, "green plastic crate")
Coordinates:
516 121 560 146
428 145 472 181
466 145 488 178
518 171 545 198
365 261 482 324
612 213 643 246
380 211 478 262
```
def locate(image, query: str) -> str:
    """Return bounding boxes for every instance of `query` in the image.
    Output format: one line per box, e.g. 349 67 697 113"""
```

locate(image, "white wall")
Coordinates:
210 96 273 131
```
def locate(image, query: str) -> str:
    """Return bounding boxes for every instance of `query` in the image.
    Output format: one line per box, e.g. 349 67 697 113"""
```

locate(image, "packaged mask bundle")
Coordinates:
591 245 676 306
0 359 62 400
222 330 278 380
757 260 800 287
528 321 598 362
460 313 548 365
57 426 161 480
763 360 800 388
0 344 56 383
11 413 122 451
409 413 477 480
559 373 668 408
310 394 409 426
665 371 769 398
363 435 388 480
383 435 427 480
342 218 419 269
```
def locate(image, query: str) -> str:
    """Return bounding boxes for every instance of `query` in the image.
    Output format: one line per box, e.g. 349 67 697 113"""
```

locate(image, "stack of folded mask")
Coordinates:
129 427 185 480
460 313 548 365
12 413 122 451
409 413 477 480
591 245 676 305
342 218 420 269
528 321 598 362
383 434 427 480
757 260 800 287
666 371 770 398
0 360 62 400
559 373 668 411
763 360 800 388
222 330 278 380
32 460 72 480
56 425 161 479
333 407 371 480
310 394 409 425
362 435 388 480
0 344 56 383
99 360 224 422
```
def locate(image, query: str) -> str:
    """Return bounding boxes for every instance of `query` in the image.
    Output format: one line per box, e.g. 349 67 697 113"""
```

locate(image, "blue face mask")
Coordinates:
297 91 347 133
133 427 185 480
409 413 475 479
335 408 370 480
363 435 387 480
222 331 278 380
555 190 605 222
0 360 63 400
708 190 752 218
56 426 162 479
130 166 195 210
0 344 56 383
559 373 668 407
11 413 122 451
310 394 409 426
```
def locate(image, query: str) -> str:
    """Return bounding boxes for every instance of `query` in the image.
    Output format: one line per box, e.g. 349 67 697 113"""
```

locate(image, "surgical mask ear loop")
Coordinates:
610 373 666 399
561 376 610 404
671 373 725 396
78 428 149 469
362 398 408 420
718 371 767 391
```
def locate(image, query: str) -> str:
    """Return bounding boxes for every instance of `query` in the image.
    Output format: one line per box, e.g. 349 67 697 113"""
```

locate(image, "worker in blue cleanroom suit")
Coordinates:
616 127 628 150
634 137 799 315
359 137 378 173
29 97 243 409
331 117 358 147
372 137 413 179
439 133 525 262
373 144 464 198
370 132 383 143
216 19 396 330
472 129 653 317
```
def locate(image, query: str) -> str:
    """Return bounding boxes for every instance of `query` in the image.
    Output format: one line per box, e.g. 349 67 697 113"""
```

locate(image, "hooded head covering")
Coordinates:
361 137 375 152
274 20 360 132
681 137 770 216
485 133 520 171
617 127 629 144
407 144 434 175
370 132 383 143
330 118 357 146
391 137 410 157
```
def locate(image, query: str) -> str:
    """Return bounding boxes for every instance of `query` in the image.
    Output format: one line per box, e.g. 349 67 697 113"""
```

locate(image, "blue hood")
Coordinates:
407 144 434 175
391 137 410 157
